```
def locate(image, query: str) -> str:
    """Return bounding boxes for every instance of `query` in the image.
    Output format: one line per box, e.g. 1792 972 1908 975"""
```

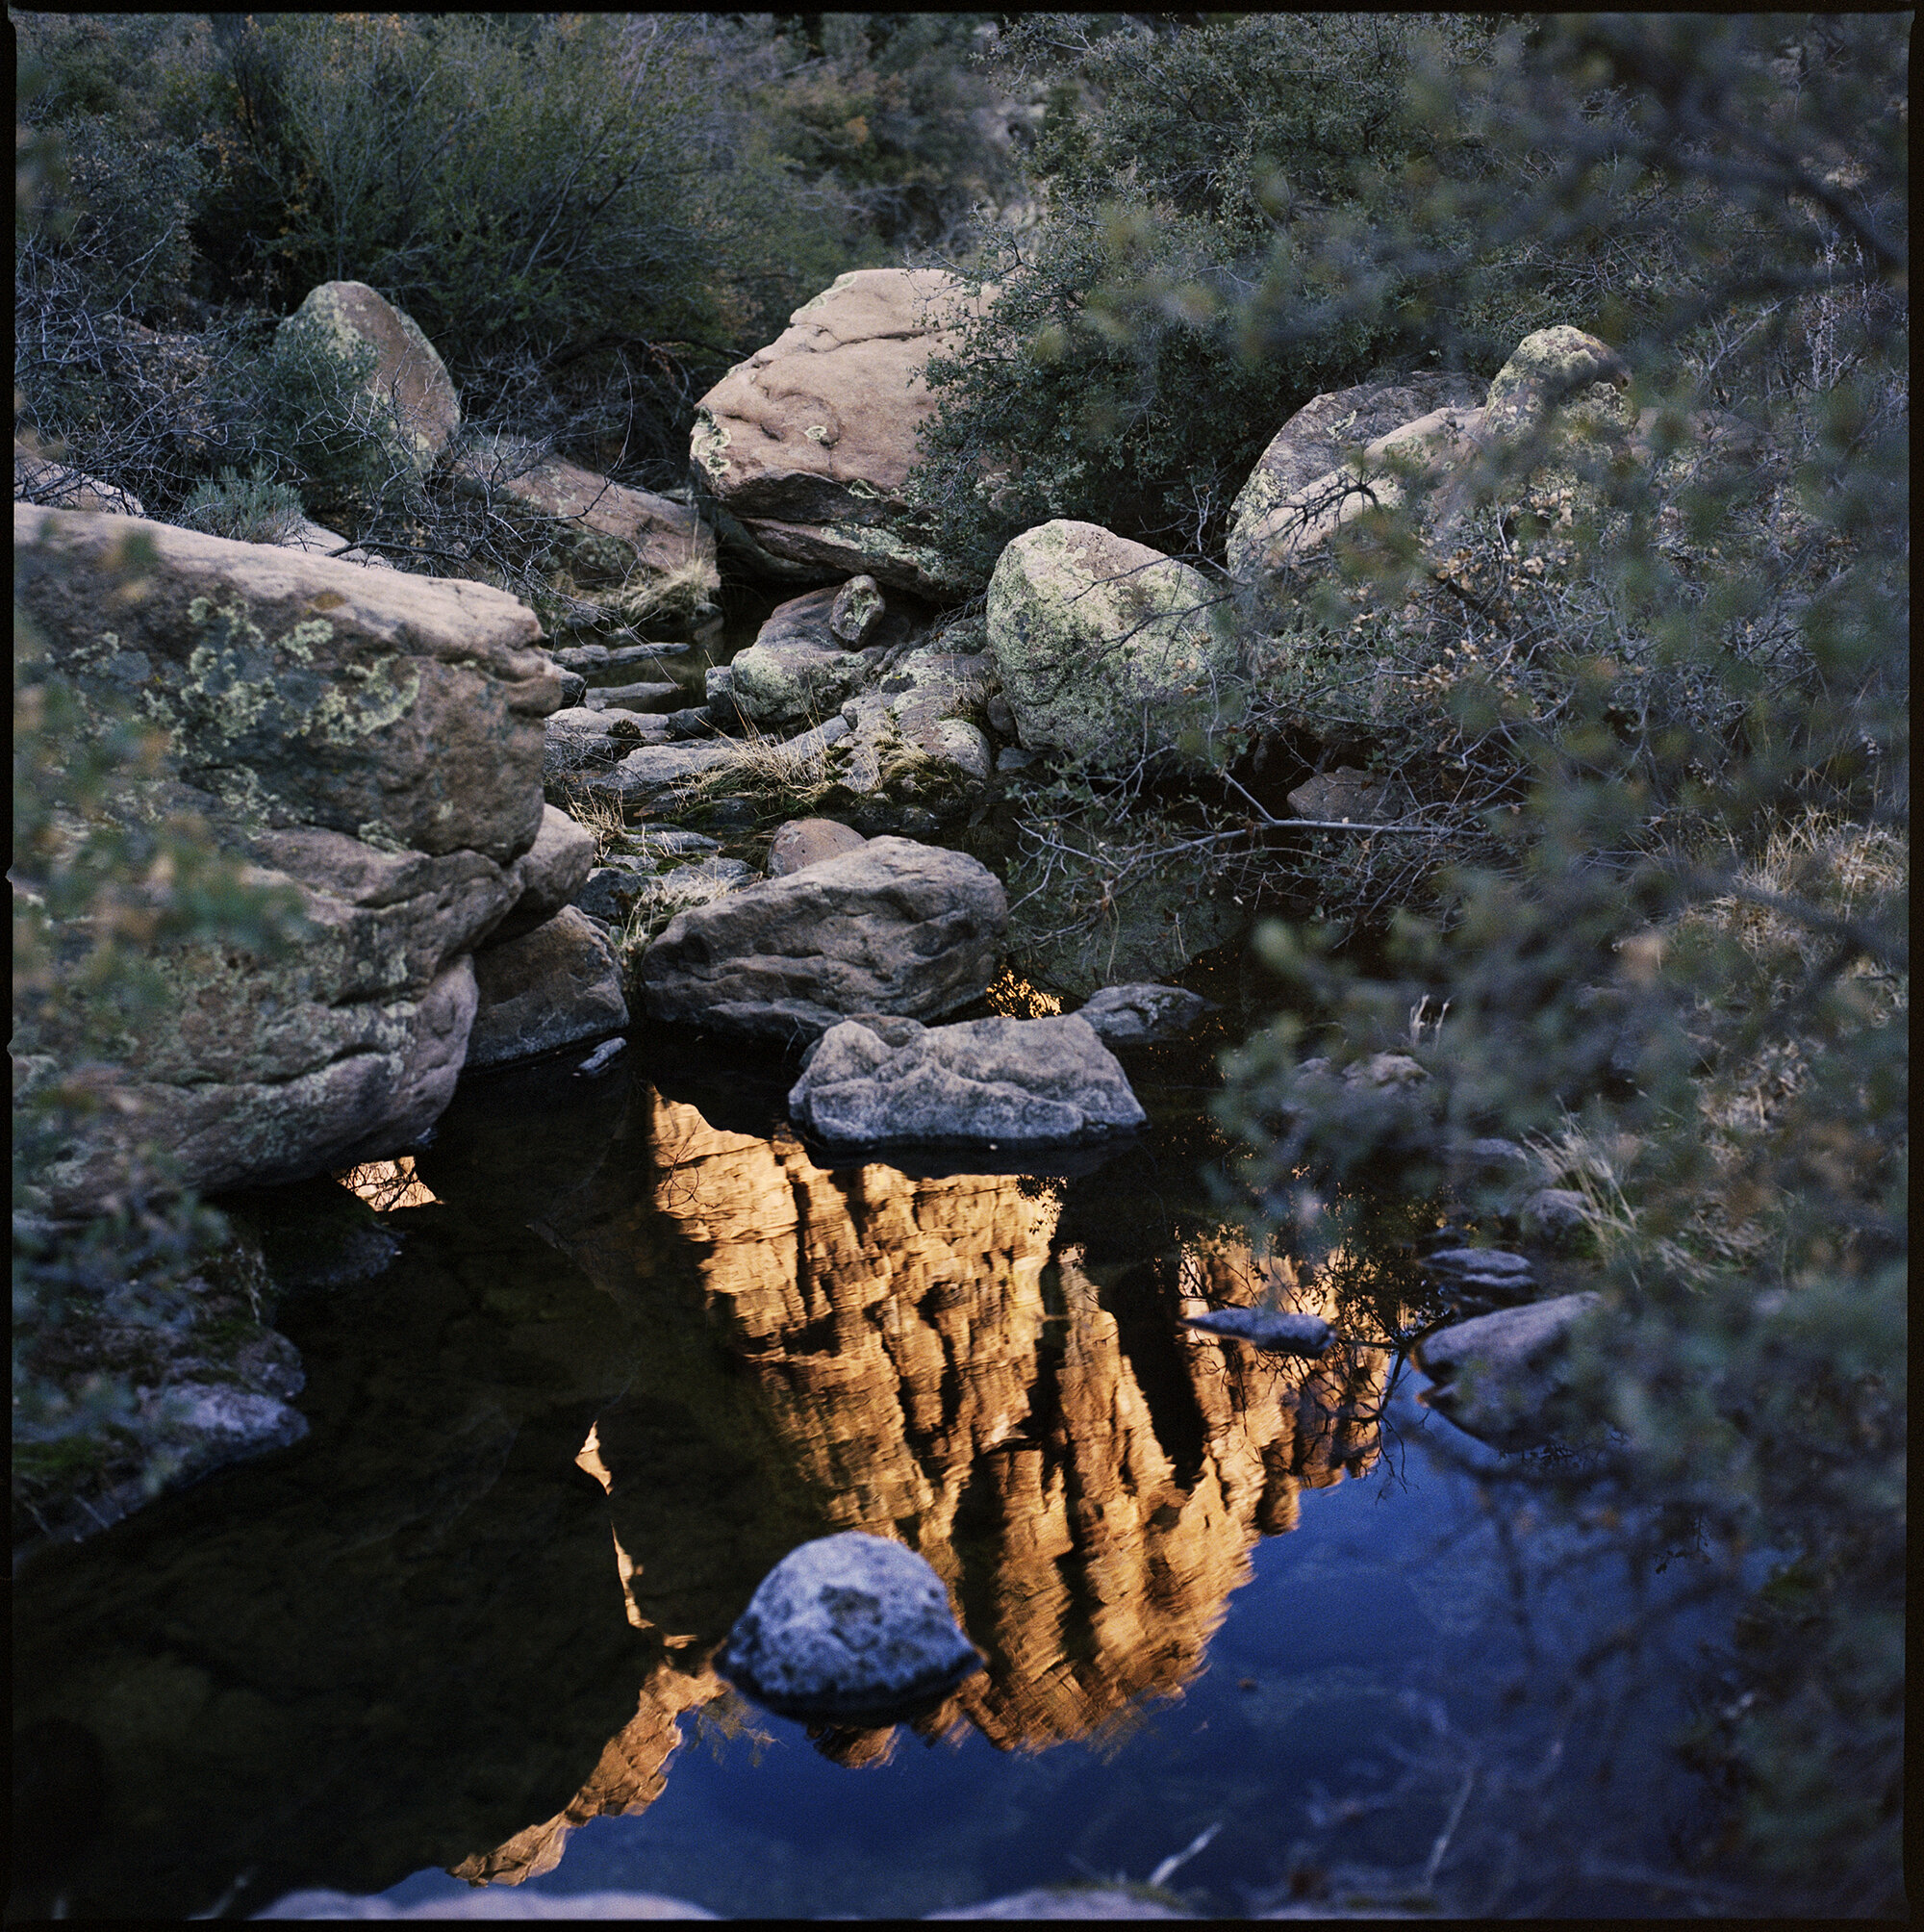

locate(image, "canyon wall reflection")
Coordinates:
467 1086 1392 1884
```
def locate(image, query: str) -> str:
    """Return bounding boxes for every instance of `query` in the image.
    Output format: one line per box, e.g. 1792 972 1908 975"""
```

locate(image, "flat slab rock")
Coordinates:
791 1012 1147 1149
715 1532 983 1722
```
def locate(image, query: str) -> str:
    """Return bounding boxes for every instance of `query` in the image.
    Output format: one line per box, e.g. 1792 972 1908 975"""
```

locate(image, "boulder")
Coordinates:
579 716 853 814
1076 983 1213 1044
830 644 994 833
274 280 460 476
582 678 681 715
1518 1186 1593 1248
543 705 667 782
572 853 755 936
1413 1291 1603 1447
789 1012 1146 1149
1225 371 1484 580
727 583 889 732
466 906 628 1070
767 817 869 877
14 438 145 517
987 521 1242 770
1229 402 1486 581
276 518 394 570
690 268 989 597
491 804 597 943
641 836 1006 1042
14 506 562 1208
715 1532 984 1721
1419 1247 1539 1311
830 572 886 645
1481 326 1633 444
450 437 719 623
1286 766 1391 823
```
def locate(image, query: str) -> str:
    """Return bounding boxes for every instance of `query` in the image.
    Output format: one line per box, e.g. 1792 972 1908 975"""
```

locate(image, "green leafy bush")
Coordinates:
1198 16 1904 1909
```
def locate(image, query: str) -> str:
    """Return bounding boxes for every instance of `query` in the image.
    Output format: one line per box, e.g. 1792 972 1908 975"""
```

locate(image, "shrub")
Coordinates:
177 462 307 545
1201 16 1904 1908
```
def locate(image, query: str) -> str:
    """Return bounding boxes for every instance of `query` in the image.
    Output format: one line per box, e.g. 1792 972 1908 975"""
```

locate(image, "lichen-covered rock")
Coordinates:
642 836 1006 1042
14 506 563 1208
728 582 890 732
715 1532 983 1720
690 268 989 597
1481 326 1633 443
14 505 559 857
987 521 1242 770
829 644 993 833
789 1012 1146 1148
1226 372 1484 581
467 906 628 1070
274 280 461 475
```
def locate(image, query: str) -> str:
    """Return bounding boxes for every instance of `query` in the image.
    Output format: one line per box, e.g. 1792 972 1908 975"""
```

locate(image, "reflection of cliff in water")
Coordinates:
8 1057 1390 1913
469 1088 1391 1881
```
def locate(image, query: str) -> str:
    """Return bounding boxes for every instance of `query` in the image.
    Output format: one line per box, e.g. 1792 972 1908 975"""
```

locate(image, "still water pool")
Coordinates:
11 1005 1727 1919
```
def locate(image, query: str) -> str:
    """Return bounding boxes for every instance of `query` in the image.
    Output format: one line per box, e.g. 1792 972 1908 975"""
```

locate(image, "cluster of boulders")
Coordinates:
16 264 1677 1509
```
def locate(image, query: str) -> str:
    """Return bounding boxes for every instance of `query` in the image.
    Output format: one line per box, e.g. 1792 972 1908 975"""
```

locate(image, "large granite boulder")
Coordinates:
641 836 1006 1042
987 521 1242 771
715 1532 983 1722
466 905 628 1070
13 505 563 1209
451 437 719 623
273 281 461 476
1225 371 1484 581
789 1012 1146 1149
690 268 987 597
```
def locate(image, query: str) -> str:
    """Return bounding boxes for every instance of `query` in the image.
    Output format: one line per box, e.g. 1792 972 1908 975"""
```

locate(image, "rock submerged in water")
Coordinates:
1182 1307 1334 1358
789 1013 1146 1150
1076 983 1213 1044
715 1532 984 1722
1420 1246 1538 1309
1414 1291 1603 1448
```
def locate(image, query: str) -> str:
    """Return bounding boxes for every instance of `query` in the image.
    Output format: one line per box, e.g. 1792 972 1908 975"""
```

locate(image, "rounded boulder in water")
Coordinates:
716 1533 984 1722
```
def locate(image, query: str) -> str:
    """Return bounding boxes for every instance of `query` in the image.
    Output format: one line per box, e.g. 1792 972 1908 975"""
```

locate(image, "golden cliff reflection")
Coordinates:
467 1088 1391 1884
